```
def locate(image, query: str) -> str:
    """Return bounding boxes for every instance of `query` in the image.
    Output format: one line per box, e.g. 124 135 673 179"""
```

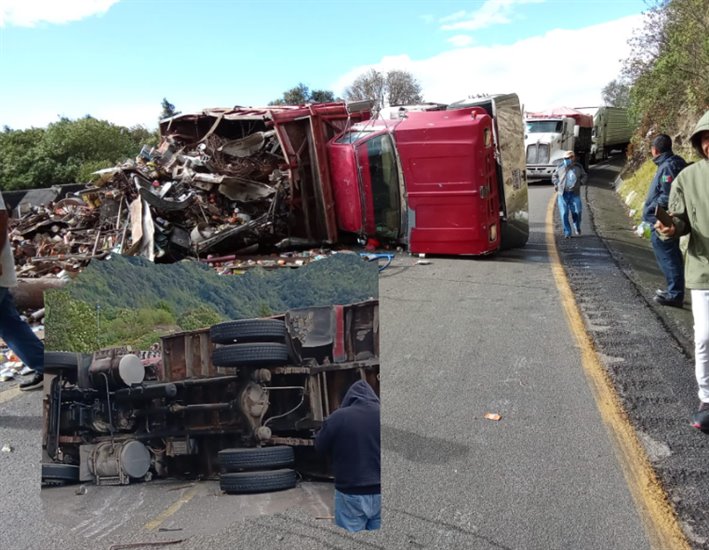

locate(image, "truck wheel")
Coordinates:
45 351 80 369
210 319 286 345
212 342 289 368
218 446 294 471
42 463 80 484
220 469 297 494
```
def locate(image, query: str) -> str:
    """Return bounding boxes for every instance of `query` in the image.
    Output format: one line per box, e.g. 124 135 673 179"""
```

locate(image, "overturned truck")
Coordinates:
9 95 528 282
42 300 379 492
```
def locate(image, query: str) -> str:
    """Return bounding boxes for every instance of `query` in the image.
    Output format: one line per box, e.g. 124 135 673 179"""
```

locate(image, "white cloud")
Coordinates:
440 0 544 32
332 15 641 111
448 35 474 47
0 0 119 28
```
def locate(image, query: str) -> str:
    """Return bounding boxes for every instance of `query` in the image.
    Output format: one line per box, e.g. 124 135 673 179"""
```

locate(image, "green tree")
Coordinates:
0 117 157 190
621 0 709 136
310 89 336 103
269 83 336 106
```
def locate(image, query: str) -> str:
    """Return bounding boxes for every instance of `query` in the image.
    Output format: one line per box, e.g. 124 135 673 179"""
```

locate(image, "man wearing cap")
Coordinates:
642 134 687 308
655 110 709 428
0 195 44 390
551 150 587 238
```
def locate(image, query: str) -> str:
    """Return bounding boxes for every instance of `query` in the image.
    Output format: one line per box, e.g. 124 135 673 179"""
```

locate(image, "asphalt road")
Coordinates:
0 158 704 549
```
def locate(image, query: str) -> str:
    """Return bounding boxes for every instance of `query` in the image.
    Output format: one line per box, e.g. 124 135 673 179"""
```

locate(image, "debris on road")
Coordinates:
484 413 502 421
1 333 43 385
1 444 13 453
8 104 371 278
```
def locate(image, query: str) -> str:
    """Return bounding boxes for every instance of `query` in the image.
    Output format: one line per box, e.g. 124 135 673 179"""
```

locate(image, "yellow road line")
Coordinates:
0 386 22 404
546 195 690 550
144 485 199 531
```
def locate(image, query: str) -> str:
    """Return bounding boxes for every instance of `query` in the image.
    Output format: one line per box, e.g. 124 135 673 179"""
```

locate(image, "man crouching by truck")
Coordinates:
315 380 381 531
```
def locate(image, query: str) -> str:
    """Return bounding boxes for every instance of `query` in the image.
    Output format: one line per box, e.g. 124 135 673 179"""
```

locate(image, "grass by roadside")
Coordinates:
616 160 654 229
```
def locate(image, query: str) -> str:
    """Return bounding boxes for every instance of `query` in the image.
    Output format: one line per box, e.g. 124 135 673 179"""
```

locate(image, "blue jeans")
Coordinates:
651 230 684 300
334 490 381 531
557 192 582 237
0 287 44 373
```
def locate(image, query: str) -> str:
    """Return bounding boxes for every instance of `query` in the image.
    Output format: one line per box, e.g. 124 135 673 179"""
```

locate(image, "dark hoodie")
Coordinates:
642 150 687 223
314 380 380 494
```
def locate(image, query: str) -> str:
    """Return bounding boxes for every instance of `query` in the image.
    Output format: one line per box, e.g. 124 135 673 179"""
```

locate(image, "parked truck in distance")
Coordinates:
575 106 632 162
524 107 593 180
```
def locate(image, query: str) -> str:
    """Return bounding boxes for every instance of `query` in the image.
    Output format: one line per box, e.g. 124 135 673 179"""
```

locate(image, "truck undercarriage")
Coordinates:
42 300 379 492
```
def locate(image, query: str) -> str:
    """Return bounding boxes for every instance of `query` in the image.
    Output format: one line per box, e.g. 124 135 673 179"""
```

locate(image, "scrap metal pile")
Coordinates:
9 103 370 278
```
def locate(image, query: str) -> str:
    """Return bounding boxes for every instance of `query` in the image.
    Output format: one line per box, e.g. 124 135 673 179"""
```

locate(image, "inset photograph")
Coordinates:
40 253 380 541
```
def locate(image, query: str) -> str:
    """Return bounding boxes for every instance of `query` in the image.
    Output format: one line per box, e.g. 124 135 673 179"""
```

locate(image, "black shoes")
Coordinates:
653 294 684 308
19 373 44 391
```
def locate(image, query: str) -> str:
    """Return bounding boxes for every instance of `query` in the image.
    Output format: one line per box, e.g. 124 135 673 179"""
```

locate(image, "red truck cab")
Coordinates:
328 99 528 255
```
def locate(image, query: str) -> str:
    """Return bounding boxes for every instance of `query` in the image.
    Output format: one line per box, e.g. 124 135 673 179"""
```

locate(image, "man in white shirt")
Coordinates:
0 194 44 390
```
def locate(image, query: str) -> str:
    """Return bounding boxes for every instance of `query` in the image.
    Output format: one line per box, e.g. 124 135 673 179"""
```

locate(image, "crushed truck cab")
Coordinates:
328 94 529 255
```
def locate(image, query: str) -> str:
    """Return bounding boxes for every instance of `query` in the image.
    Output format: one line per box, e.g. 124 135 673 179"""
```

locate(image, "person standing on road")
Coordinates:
654 111 709 428
642 134 687 308
315 379 381 532
552 150 588 238
0 195 44 391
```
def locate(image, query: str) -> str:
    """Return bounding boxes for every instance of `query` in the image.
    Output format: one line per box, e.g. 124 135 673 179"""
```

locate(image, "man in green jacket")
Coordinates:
655 110 709 428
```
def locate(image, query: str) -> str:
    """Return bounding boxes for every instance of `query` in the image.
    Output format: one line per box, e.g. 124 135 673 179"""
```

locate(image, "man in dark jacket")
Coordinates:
642 134 687 307
655 111 709 428
315 379 380 531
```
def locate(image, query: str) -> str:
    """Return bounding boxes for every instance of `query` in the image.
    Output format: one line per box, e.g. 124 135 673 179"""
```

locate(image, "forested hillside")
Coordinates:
44 253 378 352
617 0 708 159
607 0 708 225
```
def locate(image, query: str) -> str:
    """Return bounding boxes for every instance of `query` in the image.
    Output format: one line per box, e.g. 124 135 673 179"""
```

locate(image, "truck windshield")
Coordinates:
363 134 400 239
335 130 374 144
526 120 563 133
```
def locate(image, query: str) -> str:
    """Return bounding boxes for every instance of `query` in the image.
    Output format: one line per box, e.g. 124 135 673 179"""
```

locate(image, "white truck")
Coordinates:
524 108 593 180
576 106 632 162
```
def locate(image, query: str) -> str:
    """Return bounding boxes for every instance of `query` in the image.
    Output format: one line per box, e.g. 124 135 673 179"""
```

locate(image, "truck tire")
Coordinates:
42 463 80 483
210 319 286 345
44 351 82 383
212 342 289 368
218 446 294 471
219 469 297 494
45 351 80 369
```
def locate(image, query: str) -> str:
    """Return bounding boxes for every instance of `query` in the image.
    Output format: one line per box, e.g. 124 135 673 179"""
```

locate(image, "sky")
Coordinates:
0 0 648 130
